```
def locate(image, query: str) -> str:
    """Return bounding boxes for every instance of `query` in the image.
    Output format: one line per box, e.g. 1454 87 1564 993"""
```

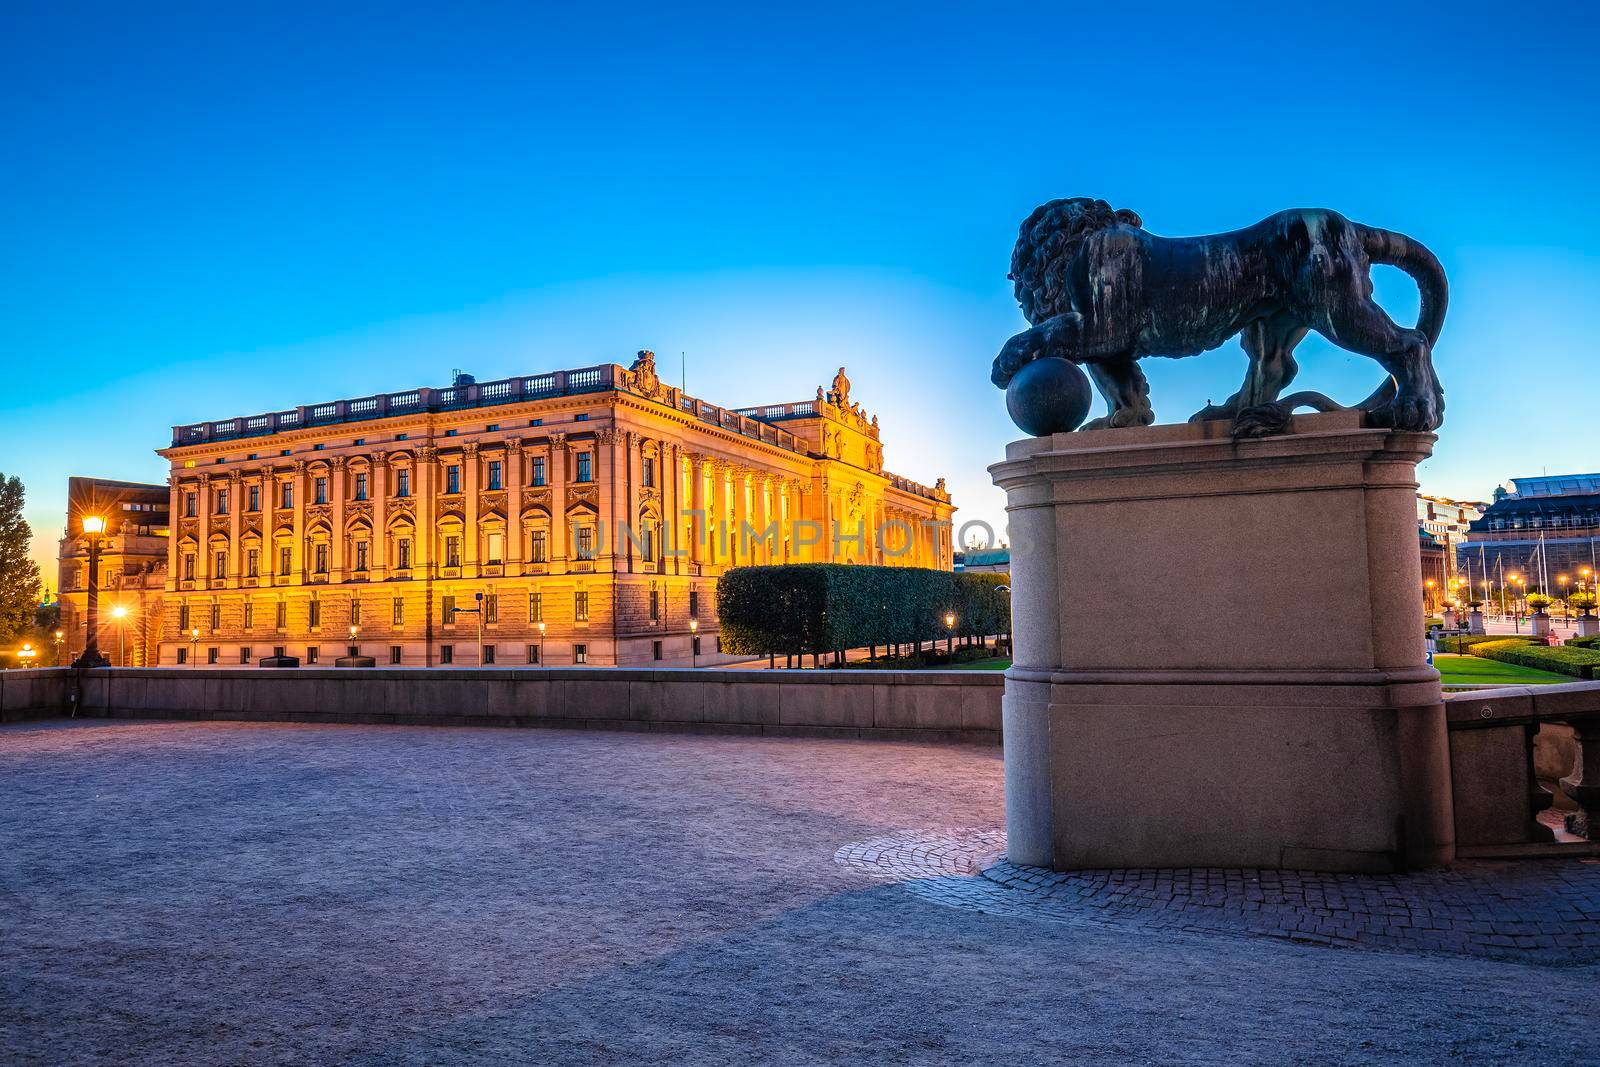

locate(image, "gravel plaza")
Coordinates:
3 719 1599 1065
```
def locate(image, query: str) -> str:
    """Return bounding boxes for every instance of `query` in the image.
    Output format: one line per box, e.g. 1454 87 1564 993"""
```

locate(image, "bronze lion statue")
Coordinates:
990 197 1448 435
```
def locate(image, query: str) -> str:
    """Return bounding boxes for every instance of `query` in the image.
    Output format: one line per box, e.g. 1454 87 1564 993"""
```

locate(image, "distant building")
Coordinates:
1458 473 1600 594
56 477 170 666
954 548 1009 574
1416 494 1486 610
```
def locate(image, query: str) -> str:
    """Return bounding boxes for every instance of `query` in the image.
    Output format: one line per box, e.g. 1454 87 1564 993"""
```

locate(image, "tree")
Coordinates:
0 473 42 645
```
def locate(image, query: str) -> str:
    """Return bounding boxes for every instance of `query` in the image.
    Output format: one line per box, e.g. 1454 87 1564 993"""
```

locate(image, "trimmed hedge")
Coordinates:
1436 634 1536 654
716 564 1010 657
1568 634 1600 650
1469 639 1600 680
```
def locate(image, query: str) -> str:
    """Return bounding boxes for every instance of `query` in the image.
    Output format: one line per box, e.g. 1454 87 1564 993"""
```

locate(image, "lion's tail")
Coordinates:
1360 226 1449 347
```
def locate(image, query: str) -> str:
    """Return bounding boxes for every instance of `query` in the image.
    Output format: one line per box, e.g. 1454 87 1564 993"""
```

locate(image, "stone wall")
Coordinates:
42 667 1002 743
0 668 71 723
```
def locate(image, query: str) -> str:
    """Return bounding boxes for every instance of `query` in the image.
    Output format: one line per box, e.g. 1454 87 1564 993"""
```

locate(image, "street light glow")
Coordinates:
109 604 128 620
81 515 105 534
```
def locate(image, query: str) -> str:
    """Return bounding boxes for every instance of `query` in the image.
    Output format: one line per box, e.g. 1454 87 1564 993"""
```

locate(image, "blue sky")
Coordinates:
3 2 1598 584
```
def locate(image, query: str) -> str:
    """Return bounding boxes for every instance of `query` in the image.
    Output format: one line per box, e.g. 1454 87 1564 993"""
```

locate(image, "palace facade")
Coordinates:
146 353 953 667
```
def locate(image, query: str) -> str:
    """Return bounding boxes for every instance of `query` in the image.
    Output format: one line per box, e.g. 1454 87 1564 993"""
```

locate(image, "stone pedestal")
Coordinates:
990 412 1454 873
1442 608 1458 631
1579 614 1599 638
1469 610 1486 635
1532 613 1551 638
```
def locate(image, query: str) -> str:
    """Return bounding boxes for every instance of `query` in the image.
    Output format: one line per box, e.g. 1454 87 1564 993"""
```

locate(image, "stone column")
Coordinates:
416 447 436 575
989 412 1453 873
330 456 348 583
625 432 644 572
729 466 748 567
226 471 243 587
688 452 707 570
196 479 213 584
257 465 276 585
290 461 307 581
710 459 730 567
596 428 622 572
463 443 480 575
371 453 388 579
548 434 568 568
751 473 769 565
662 443 680 575
507 437 524 573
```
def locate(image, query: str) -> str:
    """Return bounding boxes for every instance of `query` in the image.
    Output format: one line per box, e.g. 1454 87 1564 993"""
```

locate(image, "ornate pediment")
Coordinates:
480 491 506 512
347 500 373 519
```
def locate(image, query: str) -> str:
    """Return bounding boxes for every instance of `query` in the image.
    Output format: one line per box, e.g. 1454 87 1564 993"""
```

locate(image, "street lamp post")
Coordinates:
71 515 111 668
944 611 956 657
53 629 63 667
17 643 37 667
189 627 200 667
537 620 546 666
348 624 360 659
689 617 699 669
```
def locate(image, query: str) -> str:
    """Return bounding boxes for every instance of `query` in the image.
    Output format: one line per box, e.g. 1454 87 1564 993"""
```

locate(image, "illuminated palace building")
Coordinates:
144 354 952 667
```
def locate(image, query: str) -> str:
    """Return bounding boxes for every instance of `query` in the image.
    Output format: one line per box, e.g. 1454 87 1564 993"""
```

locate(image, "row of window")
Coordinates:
175 590 700 632
182 453 622 517
179 524 620 581
174 637 709 667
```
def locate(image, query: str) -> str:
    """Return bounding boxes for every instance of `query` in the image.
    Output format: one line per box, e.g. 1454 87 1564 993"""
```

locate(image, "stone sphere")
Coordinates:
1005 357 1093 436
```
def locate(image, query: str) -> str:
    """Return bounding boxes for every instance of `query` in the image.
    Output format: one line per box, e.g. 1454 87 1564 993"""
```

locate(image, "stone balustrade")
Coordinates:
1 667 1002 743
1446 680 1600 855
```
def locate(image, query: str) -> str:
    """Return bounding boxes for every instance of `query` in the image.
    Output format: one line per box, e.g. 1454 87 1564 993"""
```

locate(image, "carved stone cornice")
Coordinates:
480 491 506 514
293 460 307 474
548 432 568 449
332 456 348 470
594 427 623 446
506 435 522 450
389 497 416 514
347 500 373 520
419 445 439 462
307 504 332 523
463 442 480 457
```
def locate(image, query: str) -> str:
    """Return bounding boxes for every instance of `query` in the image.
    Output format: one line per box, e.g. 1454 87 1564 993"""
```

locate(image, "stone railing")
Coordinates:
0 669 70 723
5 667 1001 743
1445 680 1600 856
169 363 812 458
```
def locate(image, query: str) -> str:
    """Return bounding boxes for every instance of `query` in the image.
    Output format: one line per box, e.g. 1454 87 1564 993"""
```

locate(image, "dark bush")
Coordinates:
717 564 1010 658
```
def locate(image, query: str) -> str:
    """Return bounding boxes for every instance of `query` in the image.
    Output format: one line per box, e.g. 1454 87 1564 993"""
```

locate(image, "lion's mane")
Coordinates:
1009 197 1143 325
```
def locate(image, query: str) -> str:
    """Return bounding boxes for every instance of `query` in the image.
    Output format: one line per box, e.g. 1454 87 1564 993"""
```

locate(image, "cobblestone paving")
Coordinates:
5 720 1600 1065
837 830 1600 964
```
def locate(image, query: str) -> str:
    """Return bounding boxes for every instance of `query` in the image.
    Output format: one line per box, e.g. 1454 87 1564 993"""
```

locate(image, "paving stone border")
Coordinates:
835 829 1600 965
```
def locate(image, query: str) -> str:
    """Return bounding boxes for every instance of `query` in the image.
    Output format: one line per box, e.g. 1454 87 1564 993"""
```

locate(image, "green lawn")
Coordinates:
1435 653 1571 686
948 657 1011 671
